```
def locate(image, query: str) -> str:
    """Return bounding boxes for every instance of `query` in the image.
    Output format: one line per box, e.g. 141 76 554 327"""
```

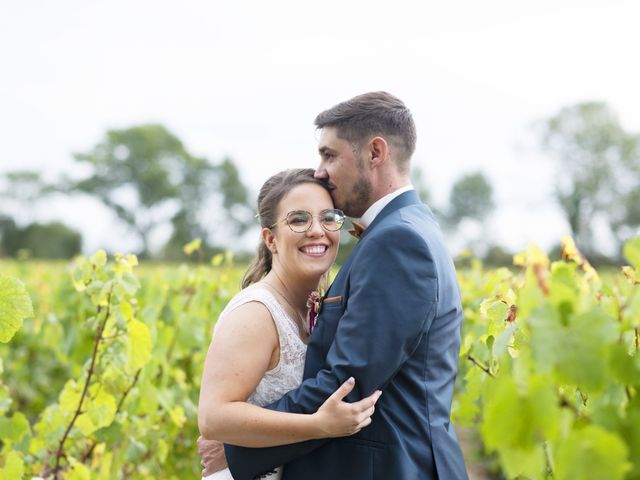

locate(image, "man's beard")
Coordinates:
339 173 372 218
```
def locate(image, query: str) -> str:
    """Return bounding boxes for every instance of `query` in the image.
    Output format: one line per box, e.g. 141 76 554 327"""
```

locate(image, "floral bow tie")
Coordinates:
348 221 366 239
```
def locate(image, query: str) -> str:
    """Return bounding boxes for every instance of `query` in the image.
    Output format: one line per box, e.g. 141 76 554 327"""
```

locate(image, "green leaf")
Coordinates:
168 405 186 428
481 374 560 452
91 249 108 267
211 253 224 267
66 460 91 480
529 306 618 390
0 275 34 343
183 238 202 256
554 425 631 480
76 389 117 436
0 450 25 480
499 444 546 480
0 412 30 444
59 379 82 414
610 345 640 385
623 237 640 269
127 319 152 373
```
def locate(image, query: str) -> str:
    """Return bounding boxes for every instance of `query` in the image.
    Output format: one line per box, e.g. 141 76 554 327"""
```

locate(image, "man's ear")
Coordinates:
262 227 277 254
369 136 389 169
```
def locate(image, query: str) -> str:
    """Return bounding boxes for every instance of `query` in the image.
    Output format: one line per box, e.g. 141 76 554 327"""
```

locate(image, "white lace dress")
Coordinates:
202 287 307 480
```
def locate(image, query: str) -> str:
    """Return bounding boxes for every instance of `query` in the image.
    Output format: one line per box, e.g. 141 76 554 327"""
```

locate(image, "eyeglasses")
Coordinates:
269 209 345 233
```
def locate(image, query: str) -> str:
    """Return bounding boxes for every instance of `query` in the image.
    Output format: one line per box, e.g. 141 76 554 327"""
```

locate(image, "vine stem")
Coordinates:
466 354 495 378
79 368 142 463
51 288 113 479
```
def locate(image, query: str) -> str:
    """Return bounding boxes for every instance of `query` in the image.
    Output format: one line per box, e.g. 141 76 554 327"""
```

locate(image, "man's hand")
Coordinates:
197 435 228 476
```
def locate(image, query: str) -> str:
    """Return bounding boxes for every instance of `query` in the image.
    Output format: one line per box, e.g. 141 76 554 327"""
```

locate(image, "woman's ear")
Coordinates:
262 227 277 254
369 136 389 168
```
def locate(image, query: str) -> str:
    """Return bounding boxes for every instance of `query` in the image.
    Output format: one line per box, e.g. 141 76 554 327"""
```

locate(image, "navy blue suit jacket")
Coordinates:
225 190 468 479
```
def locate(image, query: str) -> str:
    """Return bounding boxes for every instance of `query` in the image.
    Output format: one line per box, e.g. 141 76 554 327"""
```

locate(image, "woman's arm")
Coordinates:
197 301 379 448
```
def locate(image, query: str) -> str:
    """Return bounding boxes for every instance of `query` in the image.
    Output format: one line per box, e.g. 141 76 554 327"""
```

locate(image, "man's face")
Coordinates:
314 127 373 218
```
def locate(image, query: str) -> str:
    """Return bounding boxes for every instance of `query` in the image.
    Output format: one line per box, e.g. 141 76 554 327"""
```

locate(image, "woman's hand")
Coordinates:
312 377 382 438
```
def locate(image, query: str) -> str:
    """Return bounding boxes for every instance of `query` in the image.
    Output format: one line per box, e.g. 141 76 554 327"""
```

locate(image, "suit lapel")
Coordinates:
358 190 425 240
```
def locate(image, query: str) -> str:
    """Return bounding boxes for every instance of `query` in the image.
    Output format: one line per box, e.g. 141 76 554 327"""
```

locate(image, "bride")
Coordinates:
197 169 381 479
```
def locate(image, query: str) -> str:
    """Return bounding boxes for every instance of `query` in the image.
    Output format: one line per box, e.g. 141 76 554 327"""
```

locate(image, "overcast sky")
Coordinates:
1 0 639 255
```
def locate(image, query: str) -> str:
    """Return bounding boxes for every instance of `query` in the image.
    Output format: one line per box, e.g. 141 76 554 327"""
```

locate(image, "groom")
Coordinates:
225 92 468 479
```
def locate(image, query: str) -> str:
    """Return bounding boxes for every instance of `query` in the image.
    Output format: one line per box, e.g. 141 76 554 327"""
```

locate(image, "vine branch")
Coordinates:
51 288 113 479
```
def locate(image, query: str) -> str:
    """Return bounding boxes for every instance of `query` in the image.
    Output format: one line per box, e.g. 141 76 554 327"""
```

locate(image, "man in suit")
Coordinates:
225 91 468 479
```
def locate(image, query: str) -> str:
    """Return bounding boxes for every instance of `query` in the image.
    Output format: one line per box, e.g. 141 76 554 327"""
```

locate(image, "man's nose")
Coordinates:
314 163 328 179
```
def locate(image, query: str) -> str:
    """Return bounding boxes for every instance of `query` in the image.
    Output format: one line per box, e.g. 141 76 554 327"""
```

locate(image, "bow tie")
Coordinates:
348 221 366 239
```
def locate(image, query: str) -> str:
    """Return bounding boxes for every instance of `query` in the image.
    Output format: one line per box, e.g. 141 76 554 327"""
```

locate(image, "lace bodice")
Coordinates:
214 287 307 407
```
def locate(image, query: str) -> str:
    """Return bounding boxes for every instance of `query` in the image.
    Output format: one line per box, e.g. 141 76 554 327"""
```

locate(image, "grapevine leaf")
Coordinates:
0 450 25 479
183 238 202 256
126 436 148 463
554 425 631 480
76 389 117 436
0 275 34 343
623 237 640 270
66 460 91 480
211 253 224 267
91 249 108 267
0 412 30 444
59 380 81 414
481 374 560 452
499 444 545 480
169 405 186 428
530 306 617 390
610 345 640 386
127 319 152 373
119 271 140 296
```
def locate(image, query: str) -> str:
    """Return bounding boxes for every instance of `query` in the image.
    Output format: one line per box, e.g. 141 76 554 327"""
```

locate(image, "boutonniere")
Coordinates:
306 290 322 335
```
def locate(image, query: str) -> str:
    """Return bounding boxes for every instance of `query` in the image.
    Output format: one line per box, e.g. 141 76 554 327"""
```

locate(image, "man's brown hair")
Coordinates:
314 91 417 172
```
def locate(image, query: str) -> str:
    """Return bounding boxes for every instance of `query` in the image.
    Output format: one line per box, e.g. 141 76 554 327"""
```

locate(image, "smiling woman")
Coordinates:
197 168 381 480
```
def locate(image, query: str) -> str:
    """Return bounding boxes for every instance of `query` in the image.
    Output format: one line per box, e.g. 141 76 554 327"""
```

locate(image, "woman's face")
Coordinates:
267 183 340 282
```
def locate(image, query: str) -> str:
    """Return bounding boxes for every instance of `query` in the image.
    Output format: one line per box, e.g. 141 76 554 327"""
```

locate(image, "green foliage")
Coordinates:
1 236 639 478
0 275 33 342
446 171 495 225
0 251 241 478
455 235 640 479
0 221 82 259
539 102 640 256
69 124 252 257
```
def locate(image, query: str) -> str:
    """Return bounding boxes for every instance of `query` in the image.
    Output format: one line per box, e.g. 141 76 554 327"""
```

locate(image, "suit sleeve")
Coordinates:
225 226 439 479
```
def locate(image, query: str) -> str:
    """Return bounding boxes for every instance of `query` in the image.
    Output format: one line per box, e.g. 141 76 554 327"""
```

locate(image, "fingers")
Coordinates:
328 376 356 402
351 390 382 411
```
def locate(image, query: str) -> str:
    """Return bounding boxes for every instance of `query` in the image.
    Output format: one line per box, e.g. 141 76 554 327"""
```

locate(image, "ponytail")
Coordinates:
241 242 272 288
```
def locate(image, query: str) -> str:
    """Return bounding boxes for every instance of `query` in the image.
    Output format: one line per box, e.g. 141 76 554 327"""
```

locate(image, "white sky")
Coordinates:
1 0 639 255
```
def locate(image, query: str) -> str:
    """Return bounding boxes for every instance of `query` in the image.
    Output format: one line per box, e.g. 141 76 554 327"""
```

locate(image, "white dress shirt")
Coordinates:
359 185 414 228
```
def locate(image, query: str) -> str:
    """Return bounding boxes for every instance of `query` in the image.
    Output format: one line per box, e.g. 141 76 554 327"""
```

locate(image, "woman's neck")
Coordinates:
265 268 319 310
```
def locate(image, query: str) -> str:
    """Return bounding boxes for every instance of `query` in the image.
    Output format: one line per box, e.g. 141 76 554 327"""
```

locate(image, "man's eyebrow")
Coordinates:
318 146 334 154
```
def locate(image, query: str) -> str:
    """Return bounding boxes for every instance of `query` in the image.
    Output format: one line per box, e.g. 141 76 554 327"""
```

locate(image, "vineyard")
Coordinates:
1 237 639 479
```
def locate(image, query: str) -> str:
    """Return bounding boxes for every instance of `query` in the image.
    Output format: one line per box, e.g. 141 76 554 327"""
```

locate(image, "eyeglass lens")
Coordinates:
287 210 344 232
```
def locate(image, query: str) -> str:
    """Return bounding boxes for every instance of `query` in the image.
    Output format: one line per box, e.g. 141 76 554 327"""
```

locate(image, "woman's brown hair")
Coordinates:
242 168 334 289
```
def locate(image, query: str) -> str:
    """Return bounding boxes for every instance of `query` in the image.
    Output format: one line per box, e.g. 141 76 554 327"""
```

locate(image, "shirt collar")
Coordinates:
359 185 414 228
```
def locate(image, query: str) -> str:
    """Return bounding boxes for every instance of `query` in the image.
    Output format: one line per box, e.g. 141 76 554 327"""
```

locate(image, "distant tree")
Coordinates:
65 124 252 257
539 102 640 256
446 171 495 226
0 219 81 258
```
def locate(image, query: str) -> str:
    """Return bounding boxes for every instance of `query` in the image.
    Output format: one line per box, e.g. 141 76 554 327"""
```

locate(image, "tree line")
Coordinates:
1 102 638 264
